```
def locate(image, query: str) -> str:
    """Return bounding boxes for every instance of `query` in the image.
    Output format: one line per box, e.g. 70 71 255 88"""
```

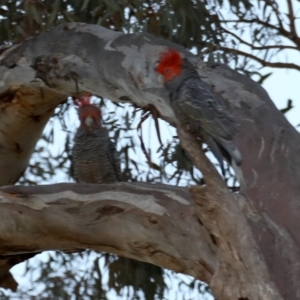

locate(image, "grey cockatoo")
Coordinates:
156 48 241 174
72 96 121 183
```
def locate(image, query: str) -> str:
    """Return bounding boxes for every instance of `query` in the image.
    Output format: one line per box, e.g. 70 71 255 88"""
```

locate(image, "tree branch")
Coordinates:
0 182 216 280
221 26 298 51
221 18 298 45
0 22 300 299
176 128 224 187
216 46 300 71
264 0 285 31
0 182 283 300
286 0 297 39
176 129 281 299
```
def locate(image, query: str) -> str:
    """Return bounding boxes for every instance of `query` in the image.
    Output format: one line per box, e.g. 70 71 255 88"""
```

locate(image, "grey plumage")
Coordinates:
72 104 121 184
158 50 241 174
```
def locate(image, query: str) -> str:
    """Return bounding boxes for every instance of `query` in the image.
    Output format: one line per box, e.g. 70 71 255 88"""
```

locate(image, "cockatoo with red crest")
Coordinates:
72 96 121 183
156 48 241 174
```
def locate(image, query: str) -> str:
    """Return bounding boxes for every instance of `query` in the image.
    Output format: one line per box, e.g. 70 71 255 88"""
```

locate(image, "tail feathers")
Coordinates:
207 136 242 176
217 138 242 166
207 136 226 176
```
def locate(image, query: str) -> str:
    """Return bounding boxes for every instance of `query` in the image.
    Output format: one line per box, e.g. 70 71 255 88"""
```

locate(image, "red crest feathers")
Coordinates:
73 95 92 107
157 48 183 81
73 94 102 122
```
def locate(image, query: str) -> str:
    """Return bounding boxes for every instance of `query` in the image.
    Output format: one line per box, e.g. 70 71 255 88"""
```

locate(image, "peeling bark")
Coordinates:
0 183 216 281
0 22 299 299
0 182 285 299
177 129 282 300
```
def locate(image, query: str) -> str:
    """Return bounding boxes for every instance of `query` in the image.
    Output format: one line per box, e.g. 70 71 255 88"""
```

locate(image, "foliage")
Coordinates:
0 0 299 299
0 0 228 48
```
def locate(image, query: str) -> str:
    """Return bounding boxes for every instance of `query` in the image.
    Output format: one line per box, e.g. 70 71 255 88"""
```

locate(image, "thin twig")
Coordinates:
264 0 284 30
221 18 293 44
286 0 297 38
221 26 298 51
219 47 300 72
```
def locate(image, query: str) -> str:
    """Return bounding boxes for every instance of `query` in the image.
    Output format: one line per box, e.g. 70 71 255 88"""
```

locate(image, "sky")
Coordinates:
243 0 300 127
3 0 300 299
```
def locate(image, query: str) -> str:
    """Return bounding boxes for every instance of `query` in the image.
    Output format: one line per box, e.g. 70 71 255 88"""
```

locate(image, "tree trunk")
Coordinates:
0 22 298 299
